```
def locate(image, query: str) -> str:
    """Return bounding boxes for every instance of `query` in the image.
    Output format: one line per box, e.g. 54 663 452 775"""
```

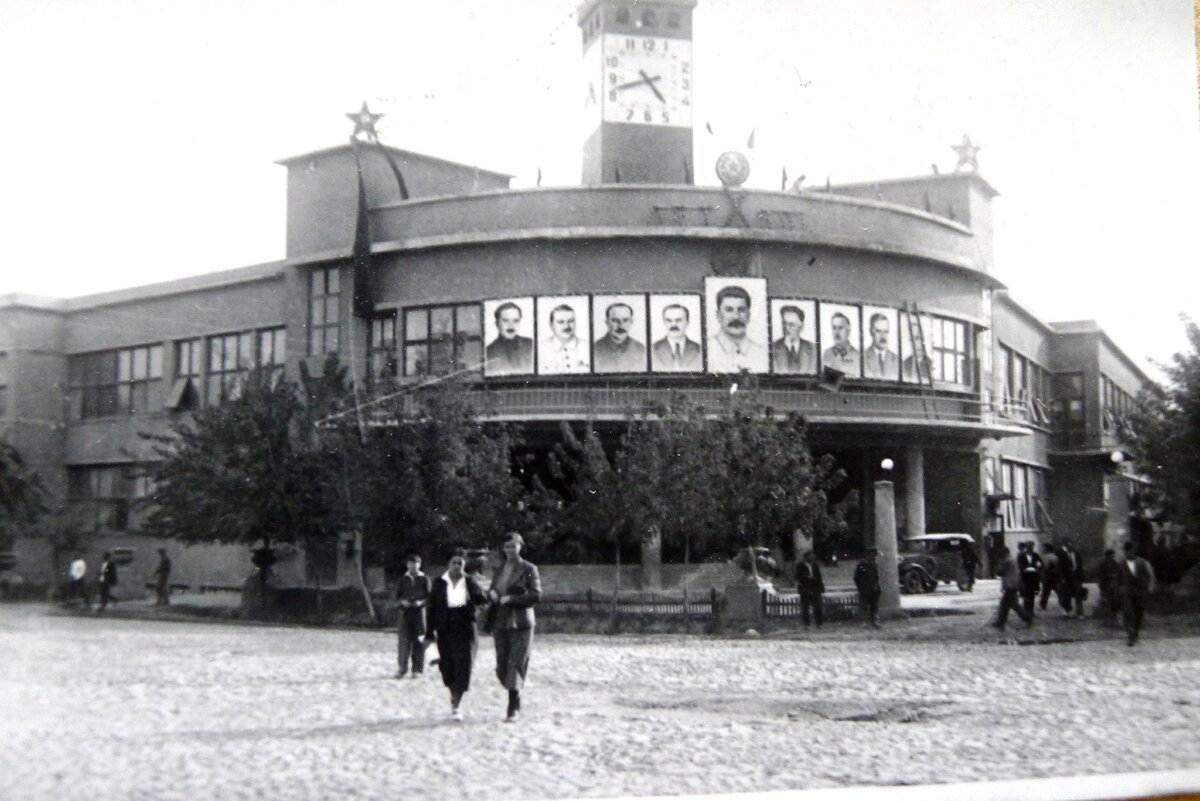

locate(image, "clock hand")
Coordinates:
615 74 662 91
638 69 667 103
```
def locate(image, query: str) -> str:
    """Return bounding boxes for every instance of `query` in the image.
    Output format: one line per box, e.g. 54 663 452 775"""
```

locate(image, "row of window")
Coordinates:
997 343 1051 425
69 328 285 420
996 459 1050 531
66 464 154 531
1101 374 1137 431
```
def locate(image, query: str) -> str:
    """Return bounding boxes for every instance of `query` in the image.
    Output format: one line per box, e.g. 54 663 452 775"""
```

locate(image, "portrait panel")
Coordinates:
769 298 818 375
648 294 704 373
819 302 862 379
861 305 900 382
591 294 649 374
536 294 591 375
703 276 769 374
899 310 936 384
482 296 535 377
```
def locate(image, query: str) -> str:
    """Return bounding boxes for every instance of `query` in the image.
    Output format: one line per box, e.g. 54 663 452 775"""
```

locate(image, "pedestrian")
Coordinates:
394 552 431 679
1118 541 1155 647
65 555 91 609
1097 548 1122 625
97 551 118 612
1016 541 1042 622
486 531 541 722
959 541 979 592
993 546 1032 630
1038 543 1062 611
794 550 825 628
1059 539 1087 619
429 548 488 721
853 547 881 628
153 548 172 606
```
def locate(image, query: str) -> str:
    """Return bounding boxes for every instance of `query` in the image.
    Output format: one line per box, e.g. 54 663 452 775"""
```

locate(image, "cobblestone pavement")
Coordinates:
2 603 1199 801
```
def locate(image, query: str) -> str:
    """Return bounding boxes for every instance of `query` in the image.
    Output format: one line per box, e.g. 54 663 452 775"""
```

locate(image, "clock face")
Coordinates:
601 33 692 128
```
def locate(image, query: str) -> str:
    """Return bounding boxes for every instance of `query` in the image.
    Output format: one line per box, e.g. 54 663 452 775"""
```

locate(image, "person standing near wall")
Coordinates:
1118 541 1154 647
429 548 488 721
153 548 172 607
1038 543 1062 612
487 532 541 722
1058 539 1087 619
394 552 431 679
794 550 825 628
1016 541 1042 623
97 552 118 613
853 548 881 628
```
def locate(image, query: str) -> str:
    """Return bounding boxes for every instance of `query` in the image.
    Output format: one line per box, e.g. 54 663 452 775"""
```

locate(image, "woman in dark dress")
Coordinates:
429 548 488 721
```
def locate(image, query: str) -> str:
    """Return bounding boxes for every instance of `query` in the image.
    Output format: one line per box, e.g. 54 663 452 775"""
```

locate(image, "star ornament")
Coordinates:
951 134 981 172
347 101 383 141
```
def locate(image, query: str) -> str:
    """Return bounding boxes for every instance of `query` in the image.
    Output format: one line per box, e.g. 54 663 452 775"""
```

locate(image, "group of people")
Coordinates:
994 538 1155 645
393 531 542 723
793 548 884 629
59 548 173 612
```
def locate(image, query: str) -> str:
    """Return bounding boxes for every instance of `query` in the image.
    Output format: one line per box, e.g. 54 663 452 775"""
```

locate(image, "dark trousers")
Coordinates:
1038 574 1061 610
799 593 823 627
397 619 426 675
98 582 115 611
66 579 91 608
494 627 533 691
155 580 170 606
995 589 1030 627
1019 577 1039 621
1122 597 1146 643
859 590 880 624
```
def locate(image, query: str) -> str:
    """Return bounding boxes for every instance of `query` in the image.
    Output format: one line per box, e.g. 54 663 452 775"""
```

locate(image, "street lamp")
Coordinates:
880 458 895 471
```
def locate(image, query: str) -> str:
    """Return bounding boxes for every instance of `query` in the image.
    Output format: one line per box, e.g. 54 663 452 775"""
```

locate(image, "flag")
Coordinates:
349 139 375 317
537 167 542 187
781 166 787 191
370 139 410 200
683 157 692 184
747 128 756 149
705 121 714 135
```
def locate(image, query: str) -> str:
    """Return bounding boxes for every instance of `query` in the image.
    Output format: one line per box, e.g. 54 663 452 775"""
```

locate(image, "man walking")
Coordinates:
153 548 172 606
97 551 118 613
1016 541 1042 622
1097 548 1122 625
1058 539 1087 618
395 552 432 679
794 550 825 628
1118 541 1154 647
993 546 1032 630
853 548 881 628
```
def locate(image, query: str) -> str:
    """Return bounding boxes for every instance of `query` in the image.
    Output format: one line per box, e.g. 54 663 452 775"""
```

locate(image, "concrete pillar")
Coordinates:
904 446 926 540
874 481 902 617
640 525 663 592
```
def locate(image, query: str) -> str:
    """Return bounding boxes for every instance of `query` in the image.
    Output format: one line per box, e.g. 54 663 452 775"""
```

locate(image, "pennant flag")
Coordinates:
349 140 375 318
683 156 692 185
371 140 410 200
537 167 543 187
705 121 714 135
747 128 756 149
781 166 787 191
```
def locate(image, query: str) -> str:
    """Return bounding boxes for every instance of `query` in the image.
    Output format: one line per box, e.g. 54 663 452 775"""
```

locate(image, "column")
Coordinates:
875 480 902 617
905 446 926 540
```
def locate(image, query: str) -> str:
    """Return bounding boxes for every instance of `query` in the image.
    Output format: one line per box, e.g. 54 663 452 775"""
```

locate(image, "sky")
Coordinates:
0 0 1197 376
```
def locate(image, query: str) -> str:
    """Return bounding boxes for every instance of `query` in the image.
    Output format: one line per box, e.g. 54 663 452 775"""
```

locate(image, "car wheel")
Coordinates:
902 570 924 595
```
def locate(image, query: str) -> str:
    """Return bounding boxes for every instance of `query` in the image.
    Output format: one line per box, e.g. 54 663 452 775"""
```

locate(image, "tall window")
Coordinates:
258 327 287 382
370 312 398 381
68 464 133 530
1101 374 1135 431
1001 460 1048 531
206 328 286 405
1052 373 1086 448
998 344 1050 425
403 303 482 376
309 267 340 355
928 316 970 386
70 344 163 420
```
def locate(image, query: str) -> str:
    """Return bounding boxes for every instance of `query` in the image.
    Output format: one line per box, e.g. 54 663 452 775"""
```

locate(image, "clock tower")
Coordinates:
578 0 697 185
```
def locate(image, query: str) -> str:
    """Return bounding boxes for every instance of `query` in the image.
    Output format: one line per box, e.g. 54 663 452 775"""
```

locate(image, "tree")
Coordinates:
1119 318 1200 543
142 367 335 578
0 438 46 542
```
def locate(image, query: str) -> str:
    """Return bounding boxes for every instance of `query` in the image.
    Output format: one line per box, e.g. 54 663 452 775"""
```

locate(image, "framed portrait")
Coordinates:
769 298 819 376
482 297 535 377
861 305 901 381
536 295 591 375
590 294 649 374
899 310 936 384
819 302 862 379
703 276 769 374
648 294 704 373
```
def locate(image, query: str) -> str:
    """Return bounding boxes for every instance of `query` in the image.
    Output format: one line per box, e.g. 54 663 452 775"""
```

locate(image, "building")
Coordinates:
0 0 1151 587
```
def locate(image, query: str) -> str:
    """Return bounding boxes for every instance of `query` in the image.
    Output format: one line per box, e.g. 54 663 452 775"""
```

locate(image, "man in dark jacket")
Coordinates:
1058 539 1087 618
794 550 825 628
1097 549 1122 625
97 551 118 612
959 542 979 592
853 548 881 628
395 552 432 679
1016 541 1042 622
1118 541 1155 646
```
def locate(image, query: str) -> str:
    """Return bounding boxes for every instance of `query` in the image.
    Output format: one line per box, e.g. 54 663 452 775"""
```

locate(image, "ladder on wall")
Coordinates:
903 301 936 418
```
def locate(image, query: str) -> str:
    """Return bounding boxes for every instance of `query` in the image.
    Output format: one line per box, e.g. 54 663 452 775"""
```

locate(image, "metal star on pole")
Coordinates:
347 101 383 141
951 133 981 172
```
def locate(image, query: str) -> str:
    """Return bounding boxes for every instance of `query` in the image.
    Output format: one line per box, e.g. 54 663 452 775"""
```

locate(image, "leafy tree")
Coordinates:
543 421 630 571
1119 318 1200 544
142 367 335 578
0 438 46 541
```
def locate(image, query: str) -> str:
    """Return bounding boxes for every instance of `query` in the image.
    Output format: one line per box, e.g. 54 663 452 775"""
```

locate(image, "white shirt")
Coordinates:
539 336 589 373
707 331 767 373
442 573 468 608
69 559 86 580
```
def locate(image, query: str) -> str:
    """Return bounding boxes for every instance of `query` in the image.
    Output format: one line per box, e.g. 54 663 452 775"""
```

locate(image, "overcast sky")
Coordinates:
1 0 1196 375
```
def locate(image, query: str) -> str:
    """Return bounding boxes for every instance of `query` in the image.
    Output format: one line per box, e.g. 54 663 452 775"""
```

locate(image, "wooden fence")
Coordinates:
539 589 721 618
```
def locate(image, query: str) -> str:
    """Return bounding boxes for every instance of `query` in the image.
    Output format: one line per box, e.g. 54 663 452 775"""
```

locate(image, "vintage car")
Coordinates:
897 533 976 594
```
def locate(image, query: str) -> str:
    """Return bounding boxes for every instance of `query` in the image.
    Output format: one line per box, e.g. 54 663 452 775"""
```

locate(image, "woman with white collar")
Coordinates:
429 548 488 721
